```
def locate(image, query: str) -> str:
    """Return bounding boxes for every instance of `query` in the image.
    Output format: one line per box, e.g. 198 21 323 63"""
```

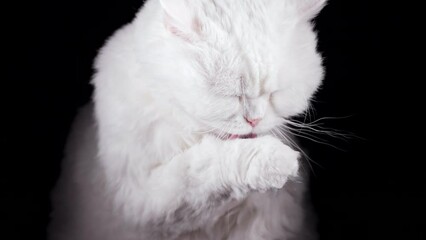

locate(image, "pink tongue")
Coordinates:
229 134 239 140
244 133 257 139
228 133 257 139
241 133 257 138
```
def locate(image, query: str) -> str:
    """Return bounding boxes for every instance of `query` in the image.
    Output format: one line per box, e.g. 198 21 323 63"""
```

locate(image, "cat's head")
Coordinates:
154 0 326 139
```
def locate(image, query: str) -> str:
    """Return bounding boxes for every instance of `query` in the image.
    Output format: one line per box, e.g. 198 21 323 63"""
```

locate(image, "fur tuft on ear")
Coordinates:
159 0 201 40
288 0 327 21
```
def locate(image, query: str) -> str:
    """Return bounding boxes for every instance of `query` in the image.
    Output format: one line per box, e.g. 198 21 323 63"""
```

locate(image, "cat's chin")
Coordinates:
212 132 257 140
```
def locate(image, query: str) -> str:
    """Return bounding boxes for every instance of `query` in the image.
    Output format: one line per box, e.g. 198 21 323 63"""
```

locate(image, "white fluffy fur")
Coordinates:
49 0 326 239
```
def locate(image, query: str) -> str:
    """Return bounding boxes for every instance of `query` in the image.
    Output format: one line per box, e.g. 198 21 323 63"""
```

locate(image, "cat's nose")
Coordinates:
245 117 261 127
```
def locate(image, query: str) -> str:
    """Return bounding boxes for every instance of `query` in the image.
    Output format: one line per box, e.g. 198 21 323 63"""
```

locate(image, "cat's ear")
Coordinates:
159 0 201 41
290 0 327 21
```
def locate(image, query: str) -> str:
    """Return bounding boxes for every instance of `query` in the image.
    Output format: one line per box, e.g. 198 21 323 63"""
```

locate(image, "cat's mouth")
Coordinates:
213 132 257 140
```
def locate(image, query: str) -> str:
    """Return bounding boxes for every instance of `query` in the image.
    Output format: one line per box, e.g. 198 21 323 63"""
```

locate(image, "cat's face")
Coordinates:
158 0 326 139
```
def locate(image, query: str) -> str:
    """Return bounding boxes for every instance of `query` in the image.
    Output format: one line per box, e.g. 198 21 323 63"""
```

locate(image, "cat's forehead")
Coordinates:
206 58 277 98
197 0 282 97
200 41 277 97
200 0 274 40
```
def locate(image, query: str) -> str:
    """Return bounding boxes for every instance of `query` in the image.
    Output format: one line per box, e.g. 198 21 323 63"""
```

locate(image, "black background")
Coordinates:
3 0 423 240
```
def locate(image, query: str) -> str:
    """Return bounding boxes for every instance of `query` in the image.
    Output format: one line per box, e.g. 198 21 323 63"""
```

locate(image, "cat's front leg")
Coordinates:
142 135 299 236
238 135 300 192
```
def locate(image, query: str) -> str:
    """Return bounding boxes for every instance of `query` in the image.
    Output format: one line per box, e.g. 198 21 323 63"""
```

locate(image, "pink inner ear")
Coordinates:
163 15 193 42
160 0 202 41
191 17 202 35
164 15 201 42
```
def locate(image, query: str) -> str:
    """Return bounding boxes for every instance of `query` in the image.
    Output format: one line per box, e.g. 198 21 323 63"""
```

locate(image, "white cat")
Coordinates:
49 0 327 239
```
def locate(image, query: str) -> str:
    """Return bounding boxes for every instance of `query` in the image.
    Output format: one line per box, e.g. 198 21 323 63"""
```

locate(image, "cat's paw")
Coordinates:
243 136 300 191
